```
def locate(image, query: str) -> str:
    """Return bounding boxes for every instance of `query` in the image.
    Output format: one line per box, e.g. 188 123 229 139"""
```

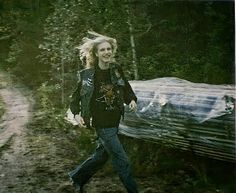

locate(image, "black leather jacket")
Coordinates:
70 63 137 127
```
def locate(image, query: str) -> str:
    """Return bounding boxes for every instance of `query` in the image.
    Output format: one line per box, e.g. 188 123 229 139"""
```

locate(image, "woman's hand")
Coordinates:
129 100 137 112
74 113 86 128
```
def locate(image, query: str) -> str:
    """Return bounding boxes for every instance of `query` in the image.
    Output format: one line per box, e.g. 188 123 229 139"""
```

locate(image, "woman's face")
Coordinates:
96 41 113 65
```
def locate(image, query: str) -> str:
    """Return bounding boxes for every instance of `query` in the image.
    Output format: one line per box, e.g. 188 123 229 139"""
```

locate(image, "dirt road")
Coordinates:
0 71 33 192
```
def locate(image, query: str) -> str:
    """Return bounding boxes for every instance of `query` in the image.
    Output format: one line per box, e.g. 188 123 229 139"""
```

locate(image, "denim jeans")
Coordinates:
68 127 138 193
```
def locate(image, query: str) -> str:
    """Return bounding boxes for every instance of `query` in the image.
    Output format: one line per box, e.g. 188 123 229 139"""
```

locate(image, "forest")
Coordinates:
0 0 235 193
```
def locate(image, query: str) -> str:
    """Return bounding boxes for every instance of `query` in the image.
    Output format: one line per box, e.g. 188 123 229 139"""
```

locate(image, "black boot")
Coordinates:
68 174 84 193
73 182 84 193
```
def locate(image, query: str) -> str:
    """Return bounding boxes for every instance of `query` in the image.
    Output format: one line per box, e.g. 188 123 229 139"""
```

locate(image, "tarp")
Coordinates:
119 77 235 162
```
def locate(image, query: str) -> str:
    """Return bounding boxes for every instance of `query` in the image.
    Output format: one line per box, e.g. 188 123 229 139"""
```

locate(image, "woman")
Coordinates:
68 31 138 193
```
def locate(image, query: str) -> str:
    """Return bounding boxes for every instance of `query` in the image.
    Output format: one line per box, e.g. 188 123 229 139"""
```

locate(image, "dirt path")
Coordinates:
0 72 33 193
0 73 31 150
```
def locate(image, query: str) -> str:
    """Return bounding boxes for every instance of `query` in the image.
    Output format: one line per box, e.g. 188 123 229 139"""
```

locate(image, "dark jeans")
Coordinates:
68 127 138 193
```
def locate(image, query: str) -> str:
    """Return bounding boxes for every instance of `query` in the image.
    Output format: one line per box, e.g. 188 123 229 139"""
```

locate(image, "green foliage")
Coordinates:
33 81 69 133
5 39 23 67
134 1 234 83
36 81 57 111
38 0 132 83
1 0 234 86
0 1 55 87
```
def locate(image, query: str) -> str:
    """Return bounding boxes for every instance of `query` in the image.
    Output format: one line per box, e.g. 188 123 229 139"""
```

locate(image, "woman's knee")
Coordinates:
95 150 109 164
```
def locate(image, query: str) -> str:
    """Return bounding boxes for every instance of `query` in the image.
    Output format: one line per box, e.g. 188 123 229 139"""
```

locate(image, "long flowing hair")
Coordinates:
76 31 117 68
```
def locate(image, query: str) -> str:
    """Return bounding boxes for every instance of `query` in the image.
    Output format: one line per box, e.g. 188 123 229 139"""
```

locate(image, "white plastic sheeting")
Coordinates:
119 77 235 162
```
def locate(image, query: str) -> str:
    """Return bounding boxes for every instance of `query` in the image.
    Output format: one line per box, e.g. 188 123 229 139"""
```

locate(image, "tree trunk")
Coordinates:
126 3 139 80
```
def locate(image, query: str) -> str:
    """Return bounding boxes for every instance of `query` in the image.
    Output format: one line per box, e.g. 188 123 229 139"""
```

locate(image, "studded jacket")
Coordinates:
70 63 137 127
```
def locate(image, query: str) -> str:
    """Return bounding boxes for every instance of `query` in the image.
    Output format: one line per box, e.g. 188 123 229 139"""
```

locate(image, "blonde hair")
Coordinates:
76 31 117 68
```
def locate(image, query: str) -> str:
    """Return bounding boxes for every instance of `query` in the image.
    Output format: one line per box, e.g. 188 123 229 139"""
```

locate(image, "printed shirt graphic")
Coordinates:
96 83 116 111
91 68 121 128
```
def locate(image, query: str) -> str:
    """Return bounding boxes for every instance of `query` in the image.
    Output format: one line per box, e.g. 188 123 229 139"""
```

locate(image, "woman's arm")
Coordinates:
69 81 82 116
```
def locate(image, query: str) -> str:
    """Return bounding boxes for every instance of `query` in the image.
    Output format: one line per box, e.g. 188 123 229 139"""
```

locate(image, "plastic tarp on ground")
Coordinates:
119 77 235 162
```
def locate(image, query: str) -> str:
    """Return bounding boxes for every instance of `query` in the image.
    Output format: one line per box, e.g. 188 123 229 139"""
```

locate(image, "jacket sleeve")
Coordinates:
118 65 137 105
69 74 82 116
123 79 137 105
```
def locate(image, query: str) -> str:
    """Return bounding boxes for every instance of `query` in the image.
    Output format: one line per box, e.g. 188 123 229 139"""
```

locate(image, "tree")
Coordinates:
0 0 55 86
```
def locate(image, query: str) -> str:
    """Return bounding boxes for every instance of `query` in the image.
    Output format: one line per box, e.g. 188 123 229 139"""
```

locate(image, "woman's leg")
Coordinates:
68 141 108 186
97 127 138 193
